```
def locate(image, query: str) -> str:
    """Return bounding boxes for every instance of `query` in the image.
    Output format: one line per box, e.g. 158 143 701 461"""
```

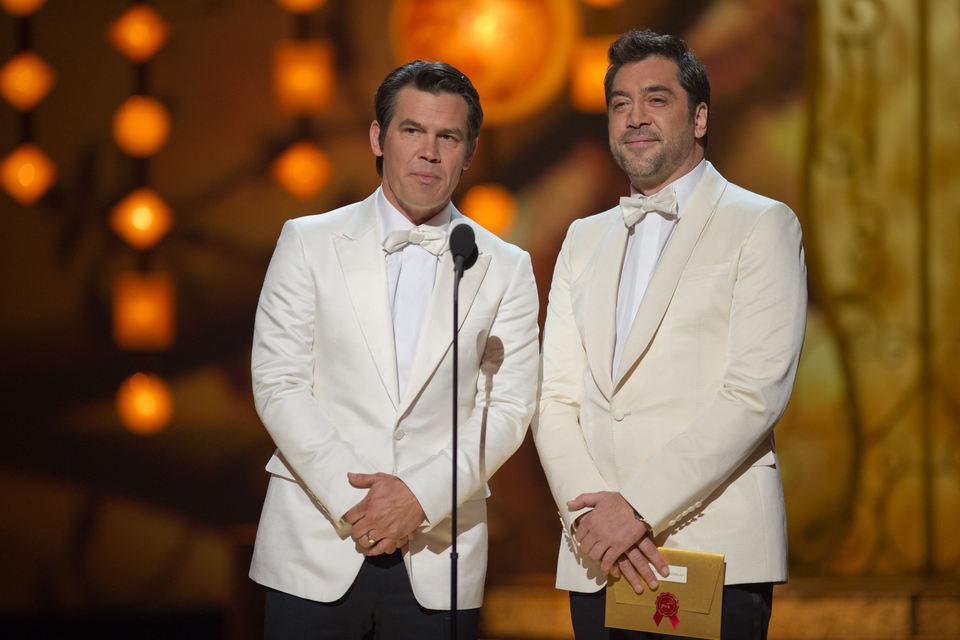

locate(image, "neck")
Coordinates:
633 149 705 196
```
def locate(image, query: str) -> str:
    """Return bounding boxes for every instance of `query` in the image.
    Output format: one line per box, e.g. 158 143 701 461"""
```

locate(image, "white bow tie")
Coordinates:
382 227 448 256
620 186 679 228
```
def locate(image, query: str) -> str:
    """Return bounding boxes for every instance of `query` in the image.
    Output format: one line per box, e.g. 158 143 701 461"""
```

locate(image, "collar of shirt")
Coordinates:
377 186 453 243
629 157 707 219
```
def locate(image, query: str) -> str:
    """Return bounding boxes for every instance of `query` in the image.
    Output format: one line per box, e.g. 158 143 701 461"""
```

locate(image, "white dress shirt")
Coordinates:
613 159 707 376
378 189 452 397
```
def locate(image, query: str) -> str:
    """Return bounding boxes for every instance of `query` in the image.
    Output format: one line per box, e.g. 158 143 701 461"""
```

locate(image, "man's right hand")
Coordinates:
567 491 669 593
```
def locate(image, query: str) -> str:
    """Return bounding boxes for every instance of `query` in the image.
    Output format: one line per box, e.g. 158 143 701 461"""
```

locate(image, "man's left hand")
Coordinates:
344 472 425 556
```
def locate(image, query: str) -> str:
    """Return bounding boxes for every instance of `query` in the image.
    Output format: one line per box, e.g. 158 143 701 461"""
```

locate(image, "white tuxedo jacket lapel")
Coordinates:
401 218 491 415
332 197 400 409
578 222 627 402
613 164 728 388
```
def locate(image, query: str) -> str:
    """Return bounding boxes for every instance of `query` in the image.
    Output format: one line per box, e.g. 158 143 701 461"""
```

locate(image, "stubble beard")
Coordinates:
611 139 668 190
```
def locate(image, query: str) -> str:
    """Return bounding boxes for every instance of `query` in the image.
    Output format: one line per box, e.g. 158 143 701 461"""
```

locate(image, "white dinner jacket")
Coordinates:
249 188 539 609
535 162 807 591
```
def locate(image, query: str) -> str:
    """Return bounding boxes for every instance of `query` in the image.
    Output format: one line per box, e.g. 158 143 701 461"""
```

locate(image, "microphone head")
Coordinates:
450 223 478 271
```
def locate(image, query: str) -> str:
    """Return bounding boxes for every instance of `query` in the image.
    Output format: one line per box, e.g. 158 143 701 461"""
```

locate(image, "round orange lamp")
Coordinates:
112 95 171 157
107 4 169 63
391 0 580 126
0 51 55 111
110 187 173 250
271 141 333 200
116 372 173 435
459 183 517 237
0 143 56 205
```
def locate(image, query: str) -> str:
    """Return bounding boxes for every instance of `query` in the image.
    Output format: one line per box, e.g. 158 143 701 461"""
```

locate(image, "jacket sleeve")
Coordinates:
251 220 377 529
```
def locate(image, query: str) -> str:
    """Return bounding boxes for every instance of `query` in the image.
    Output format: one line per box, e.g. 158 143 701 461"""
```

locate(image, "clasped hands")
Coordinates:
567 491 669 594
344 472 425 556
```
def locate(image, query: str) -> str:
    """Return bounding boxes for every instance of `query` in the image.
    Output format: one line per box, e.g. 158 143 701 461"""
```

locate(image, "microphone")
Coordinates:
450 223 478 274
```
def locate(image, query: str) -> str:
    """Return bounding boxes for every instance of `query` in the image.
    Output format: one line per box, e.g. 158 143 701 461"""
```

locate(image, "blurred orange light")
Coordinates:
580 0 623 7
0 143 56 205
459 183 517 237
116 372 173 435
112 95 171 157
275 0 327 12
0 51 55 111
107 4 169 63
272 141 333 200
0 0 46 17
570 36 617 112
110 187 173 250
113 271 175 351
273 40 335 114
391 0 580 126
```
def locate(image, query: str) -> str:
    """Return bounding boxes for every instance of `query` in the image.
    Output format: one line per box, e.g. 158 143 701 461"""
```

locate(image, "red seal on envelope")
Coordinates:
654 591 680 629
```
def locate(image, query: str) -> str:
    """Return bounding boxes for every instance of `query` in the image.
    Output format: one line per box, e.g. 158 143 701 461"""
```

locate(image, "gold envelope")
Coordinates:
605 548 725 640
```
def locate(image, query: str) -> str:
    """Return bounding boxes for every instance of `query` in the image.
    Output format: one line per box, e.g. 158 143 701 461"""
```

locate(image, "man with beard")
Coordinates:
534 29 807 639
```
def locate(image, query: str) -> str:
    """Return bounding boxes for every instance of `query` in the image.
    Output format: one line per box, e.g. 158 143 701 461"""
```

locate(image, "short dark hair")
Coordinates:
604 29 710 147
373 60 483 176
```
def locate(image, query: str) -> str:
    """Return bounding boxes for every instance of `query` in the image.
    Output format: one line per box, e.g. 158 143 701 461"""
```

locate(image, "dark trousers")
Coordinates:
570 583 773 640
263 552 479 640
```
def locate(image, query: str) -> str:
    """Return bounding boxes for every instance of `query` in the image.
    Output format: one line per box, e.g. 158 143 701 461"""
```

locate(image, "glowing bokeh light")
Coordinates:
107 4 169 63
459 183 517 237
110 187 173 250
116 372 173 435
271 141 333 200
0 51 55 111
113 271 175 351
112 95 171 157
0 143 56 205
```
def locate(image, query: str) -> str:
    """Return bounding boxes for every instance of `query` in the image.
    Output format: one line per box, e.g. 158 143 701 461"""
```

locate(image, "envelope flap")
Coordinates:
612 548 725 614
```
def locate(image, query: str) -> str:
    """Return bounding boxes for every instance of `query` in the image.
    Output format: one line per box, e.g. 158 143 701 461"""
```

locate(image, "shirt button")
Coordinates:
394 429 406 440
694 501 702 509
613 411 625 422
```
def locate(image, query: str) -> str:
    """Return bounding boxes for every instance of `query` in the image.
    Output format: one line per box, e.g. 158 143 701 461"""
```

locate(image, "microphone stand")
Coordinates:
449 224 476 640
451 256 462 640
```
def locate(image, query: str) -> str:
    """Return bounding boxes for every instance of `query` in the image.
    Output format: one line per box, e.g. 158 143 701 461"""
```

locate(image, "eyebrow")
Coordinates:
610 85 676 99
396 118 464 138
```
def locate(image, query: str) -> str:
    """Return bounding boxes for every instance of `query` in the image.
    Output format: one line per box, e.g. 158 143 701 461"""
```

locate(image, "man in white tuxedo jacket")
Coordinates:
534 30 807 639
249 60 539 639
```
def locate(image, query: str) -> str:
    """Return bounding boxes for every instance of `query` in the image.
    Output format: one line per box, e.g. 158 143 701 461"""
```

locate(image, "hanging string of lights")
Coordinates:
107 2 175 436
270 0 334 200
0 0 56 205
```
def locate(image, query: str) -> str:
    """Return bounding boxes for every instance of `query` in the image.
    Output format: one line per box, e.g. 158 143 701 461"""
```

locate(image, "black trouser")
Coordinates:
570 582 773 640
264 551 479 640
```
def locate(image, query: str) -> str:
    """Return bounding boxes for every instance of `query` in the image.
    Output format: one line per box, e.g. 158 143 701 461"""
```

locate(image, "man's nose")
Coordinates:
627 101 649 128
418 138 440 162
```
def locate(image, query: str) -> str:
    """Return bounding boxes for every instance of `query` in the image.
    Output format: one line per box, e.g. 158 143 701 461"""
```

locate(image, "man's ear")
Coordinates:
694 103 708 140
369 120 383 157
462 137 479 171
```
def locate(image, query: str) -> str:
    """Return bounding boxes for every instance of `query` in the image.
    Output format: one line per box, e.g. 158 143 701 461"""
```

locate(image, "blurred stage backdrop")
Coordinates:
1 0 958 638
